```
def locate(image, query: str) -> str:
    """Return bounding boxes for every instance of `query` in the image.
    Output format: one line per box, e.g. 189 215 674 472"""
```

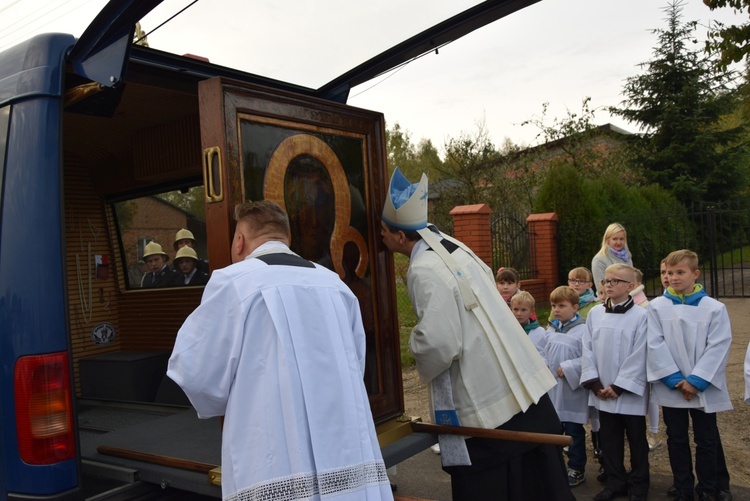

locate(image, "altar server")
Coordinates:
168 200 392 501
582 264 649 501
648 249 732 501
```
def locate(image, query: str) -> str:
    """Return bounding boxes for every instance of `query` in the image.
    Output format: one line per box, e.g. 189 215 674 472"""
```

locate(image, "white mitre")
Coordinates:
382 167 428 230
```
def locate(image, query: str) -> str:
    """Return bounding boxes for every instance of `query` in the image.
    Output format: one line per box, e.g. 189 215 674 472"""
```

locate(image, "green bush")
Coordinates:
535 163 691 284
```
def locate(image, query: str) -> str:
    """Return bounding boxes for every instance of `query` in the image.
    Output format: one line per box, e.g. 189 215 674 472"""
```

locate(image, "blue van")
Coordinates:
0 1 536 498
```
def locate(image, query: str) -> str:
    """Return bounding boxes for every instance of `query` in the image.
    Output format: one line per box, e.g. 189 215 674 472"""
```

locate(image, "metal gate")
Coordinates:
491 212 534 279
555 202 750 298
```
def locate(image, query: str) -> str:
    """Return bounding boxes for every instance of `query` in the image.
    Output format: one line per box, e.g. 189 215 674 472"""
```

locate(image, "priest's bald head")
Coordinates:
232 200 291 263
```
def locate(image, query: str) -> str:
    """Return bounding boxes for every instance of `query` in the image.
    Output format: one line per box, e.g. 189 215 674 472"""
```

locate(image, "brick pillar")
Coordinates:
450 204 493 268
526 212 559 303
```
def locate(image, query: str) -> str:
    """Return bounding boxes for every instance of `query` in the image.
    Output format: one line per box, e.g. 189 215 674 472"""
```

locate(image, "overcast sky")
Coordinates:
0 0 745 154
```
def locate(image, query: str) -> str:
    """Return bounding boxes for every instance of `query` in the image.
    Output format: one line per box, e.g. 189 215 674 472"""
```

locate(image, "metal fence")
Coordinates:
556 201 750 298
490 212 534 279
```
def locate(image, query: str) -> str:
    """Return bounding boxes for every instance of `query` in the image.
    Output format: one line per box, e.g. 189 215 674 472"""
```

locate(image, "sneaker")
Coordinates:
430 443 440 454
593 447 603 459
567 468 585 487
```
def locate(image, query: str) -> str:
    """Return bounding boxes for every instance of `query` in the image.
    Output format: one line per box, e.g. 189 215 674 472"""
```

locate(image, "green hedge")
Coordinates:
534 163 692 286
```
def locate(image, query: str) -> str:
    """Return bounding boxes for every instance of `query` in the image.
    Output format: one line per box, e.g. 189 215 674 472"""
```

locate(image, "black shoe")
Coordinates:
597 465 608 483
717 490 733 501
593 487 627 501
666 485 678 497
697 493 713 501
629 495 647 501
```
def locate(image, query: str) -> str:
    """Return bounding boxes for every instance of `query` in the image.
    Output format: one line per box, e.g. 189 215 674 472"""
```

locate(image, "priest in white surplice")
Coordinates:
168 200 392 501
380 168 572 501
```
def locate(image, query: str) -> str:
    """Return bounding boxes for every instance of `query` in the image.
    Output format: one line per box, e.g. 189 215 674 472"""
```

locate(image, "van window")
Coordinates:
112 185 207 289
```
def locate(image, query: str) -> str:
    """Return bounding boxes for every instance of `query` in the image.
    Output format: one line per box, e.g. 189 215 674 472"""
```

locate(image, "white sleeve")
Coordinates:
613 312 648 396
691 304 732 389
581 314 599 384
560 326 586 389
647 300 680 382
407 265 462 384
167 272 245 418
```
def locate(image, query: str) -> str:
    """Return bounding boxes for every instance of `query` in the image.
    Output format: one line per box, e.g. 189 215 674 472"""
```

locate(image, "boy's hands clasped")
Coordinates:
595 386 620 400
676 380 698 401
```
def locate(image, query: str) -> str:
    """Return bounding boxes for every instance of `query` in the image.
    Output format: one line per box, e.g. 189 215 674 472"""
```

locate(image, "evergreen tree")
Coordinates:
611 0 748 206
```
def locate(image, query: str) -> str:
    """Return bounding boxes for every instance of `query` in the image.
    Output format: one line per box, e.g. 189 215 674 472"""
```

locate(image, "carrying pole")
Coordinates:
411 422 572 446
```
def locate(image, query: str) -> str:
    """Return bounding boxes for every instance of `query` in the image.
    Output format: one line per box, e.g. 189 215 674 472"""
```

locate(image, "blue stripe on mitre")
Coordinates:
381 213 427 231
390 167 418 209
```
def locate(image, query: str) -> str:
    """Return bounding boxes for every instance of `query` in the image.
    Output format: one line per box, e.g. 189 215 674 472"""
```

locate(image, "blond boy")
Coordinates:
582 264 649 501
511 291 545 356
647 250 732 500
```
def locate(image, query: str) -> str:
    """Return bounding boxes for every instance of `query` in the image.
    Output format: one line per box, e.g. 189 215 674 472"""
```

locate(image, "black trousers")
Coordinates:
662 406 729 496
599 410 650 496
444 394 575 501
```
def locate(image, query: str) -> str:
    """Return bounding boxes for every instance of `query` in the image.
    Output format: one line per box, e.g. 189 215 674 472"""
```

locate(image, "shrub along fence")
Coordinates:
555 201 750 298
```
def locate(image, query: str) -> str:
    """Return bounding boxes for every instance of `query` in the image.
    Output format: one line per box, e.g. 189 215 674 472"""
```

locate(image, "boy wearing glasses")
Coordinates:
582 264 650 501
567 267 598 318
564 267 604 467
647 250 733 501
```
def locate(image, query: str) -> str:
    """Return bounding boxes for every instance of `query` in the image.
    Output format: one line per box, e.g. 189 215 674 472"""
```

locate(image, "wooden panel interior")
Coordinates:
64 155 123 394
63 77 205 399
117 287 203 352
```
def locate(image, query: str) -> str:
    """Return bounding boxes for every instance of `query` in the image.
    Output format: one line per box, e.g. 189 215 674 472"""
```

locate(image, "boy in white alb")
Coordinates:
648 249 733 501
582 264 649 501
544 286 589 488
511 291 546 357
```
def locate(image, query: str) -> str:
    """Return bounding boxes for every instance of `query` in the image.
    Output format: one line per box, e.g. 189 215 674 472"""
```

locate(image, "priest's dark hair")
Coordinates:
234 200 291 238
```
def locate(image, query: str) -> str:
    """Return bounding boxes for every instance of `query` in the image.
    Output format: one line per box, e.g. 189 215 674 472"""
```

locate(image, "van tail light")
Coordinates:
15 353 76 464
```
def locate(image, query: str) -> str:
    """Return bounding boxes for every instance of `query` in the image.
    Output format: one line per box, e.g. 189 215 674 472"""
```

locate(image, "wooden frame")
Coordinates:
198 78 402 422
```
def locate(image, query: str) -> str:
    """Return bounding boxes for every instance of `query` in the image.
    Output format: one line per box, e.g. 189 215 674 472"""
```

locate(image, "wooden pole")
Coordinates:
97 445 218 474
411 422 572 447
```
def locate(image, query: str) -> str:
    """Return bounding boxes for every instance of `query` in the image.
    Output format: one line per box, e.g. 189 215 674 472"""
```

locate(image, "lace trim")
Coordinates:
227 460 389 501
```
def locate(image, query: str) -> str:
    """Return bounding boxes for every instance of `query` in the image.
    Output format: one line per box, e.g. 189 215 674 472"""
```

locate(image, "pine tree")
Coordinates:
611 0 748 206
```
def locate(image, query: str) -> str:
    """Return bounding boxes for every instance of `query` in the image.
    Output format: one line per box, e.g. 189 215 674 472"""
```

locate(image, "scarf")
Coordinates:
664 284 707 306
522 319 541 334
609 245 630 262
578 288 596 307
550 313 585 333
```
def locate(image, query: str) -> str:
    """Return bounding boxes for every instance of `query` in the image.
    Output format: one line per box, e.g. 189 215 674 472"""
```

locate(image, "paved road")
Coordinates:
389 446 750 500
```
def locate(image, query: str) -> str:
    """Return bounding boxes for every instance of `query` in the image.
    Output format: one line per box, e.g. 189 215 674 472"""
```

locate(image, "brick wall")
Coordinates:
450 206 560 305
449 204 493 267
